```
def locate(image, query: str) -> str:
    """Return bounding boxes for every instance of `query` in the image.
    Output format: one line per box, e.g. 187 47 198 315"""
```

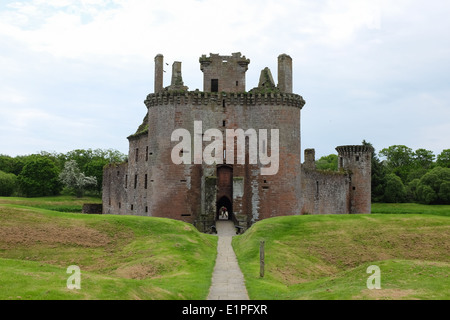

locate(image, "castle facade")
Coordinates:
102 52 373 232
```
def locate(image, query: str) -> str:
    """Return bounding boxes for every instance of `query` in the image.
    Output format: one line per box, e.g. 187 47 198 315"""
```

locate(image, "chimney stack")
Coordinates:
154 54 164 93
277 54 292 93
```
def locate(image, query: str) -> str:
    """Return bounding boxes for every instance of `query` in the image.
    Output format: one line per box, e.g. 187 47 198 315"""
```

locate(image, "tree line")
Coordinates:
0 149 127 198
315 142 450 204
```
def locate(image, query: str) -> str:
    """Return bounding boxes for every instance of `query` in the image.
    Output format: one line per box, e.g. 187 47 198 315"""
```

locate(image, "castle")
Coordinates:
102 52 373 232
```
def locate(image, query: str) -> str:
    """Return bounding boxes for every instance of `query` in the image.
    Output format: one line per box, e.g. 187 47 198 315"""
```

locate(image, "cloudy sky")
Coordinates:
1 0 449 159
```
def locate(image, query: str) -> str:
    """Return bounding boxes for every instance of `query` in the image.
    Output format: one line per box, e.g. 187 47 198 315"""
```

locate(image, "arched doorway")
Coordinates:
216 165 233 221
216 196 232 220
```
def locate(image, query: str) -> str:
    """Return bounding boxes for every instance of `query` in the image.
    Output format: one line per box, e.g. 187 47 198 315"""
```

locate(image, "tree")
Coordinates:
384 173 406 203
379 145 414 182
59 160 97 197
437 149 450 168
439 181 450 203
417 184 437 204
362 140 387 202
413 148 435 169
0 170 18 196
407 178 421 202
416 166 450 204
379 145 414 168
17 156 61 197
84 158 108 194
315 154 338 171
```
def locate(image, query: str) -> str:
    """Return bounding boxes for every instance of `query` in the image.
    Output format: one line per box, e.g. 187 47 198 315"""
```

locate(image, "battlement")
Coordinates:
144 91 305 109
335 145 374 155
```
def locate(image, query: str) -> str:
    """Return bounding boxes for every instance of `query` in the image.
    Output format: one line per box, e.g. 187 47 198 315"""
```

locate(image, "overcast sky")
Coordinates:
1 0 449 160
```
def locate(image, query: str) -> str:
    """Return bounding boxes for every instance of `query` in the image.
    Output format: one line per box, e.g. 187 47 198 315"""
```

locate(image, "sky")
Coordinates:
0 0 449 160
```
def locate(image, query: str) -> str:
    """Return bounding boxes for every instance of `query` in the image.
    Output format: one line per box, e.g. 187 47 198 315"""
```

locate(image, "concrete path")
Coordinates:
207 220 250 300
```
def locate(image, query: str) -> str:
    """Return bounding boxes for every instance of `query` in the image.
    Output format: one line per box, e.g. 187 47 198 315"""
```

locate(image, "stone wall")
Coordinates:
125 133 150 216
336 145 373 214
301 168 350 214
102 162 128 214
82 203 103 214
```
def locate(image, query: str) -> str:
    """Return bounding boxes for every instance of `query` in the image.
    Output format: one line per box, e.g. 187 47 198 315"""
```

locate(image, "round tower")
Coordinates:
336 145 373 213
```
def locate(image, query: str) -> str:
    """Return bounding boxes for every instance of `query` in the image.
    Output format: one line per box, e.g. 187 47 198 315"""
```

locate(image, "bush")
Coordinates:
0 170 18 196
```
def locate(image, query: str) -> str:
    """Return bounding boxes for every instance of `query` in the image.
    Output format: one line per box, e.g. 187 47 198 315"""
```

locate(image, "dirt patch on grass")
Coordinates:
0 224 111 248
115 263 160 280
355 288 418 300
304 226 450 269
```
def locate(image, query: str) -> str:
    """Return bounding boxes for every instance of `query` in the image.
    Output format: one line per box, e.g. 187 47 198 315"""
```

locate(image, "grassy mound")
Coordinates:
0 195 101 213
232 214 450 300
0 201 217 300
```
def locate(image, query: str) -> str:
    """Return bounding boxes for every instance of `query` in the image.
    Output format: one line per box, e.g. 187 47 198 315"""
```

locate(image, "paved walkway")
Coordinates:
207 220 250 300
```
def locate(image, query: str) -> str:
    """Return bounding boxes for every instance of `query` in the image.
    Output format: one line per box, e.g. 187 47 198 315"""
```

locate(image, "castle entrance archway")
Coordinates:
216 165 233 221
216 196 232 220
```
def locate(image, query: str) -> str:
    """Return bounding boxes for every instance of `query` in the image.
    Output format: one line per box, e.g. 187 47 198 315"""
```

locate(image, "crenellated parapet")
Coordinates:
335 145 374 155
144 91 305 109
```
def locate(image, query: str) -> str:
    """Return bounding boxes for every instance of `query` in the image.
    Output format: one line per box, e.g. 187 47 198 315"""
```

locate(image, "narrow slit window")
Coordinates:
134 174 138 189
223 120 226 127
146 146 149 161
131 204 134 211
356 156 360 162
316 181 319 196
125 175 128 188
145 206 148 213
144 174 148 189
236 81 239 86
135 148 139 162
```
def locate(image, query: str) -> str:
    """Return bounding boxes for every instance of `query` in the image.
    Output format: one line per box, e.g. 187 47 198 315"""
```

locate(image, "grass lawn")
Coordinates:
372 202 450 216
0 197 217 300
232 213 450 300
0 195 102 213
1 196 449 300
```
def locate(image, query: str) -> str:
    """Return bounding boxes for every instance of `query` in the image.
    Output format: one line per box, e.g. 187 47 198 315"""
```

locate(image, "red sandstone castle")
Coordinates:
102 52 373 232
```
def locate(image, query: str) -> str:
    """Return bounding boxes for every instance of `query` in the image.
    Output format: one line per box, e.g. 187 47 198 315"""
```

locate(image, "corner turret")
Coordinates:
336 145 374 213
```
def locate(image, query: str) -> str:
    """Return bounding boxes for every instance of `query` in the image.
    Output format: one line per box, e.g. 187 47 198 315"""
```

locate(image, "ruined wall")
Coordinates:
300 147 373 215
102 162 128 214
126 133 150 216
301 168 350 214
